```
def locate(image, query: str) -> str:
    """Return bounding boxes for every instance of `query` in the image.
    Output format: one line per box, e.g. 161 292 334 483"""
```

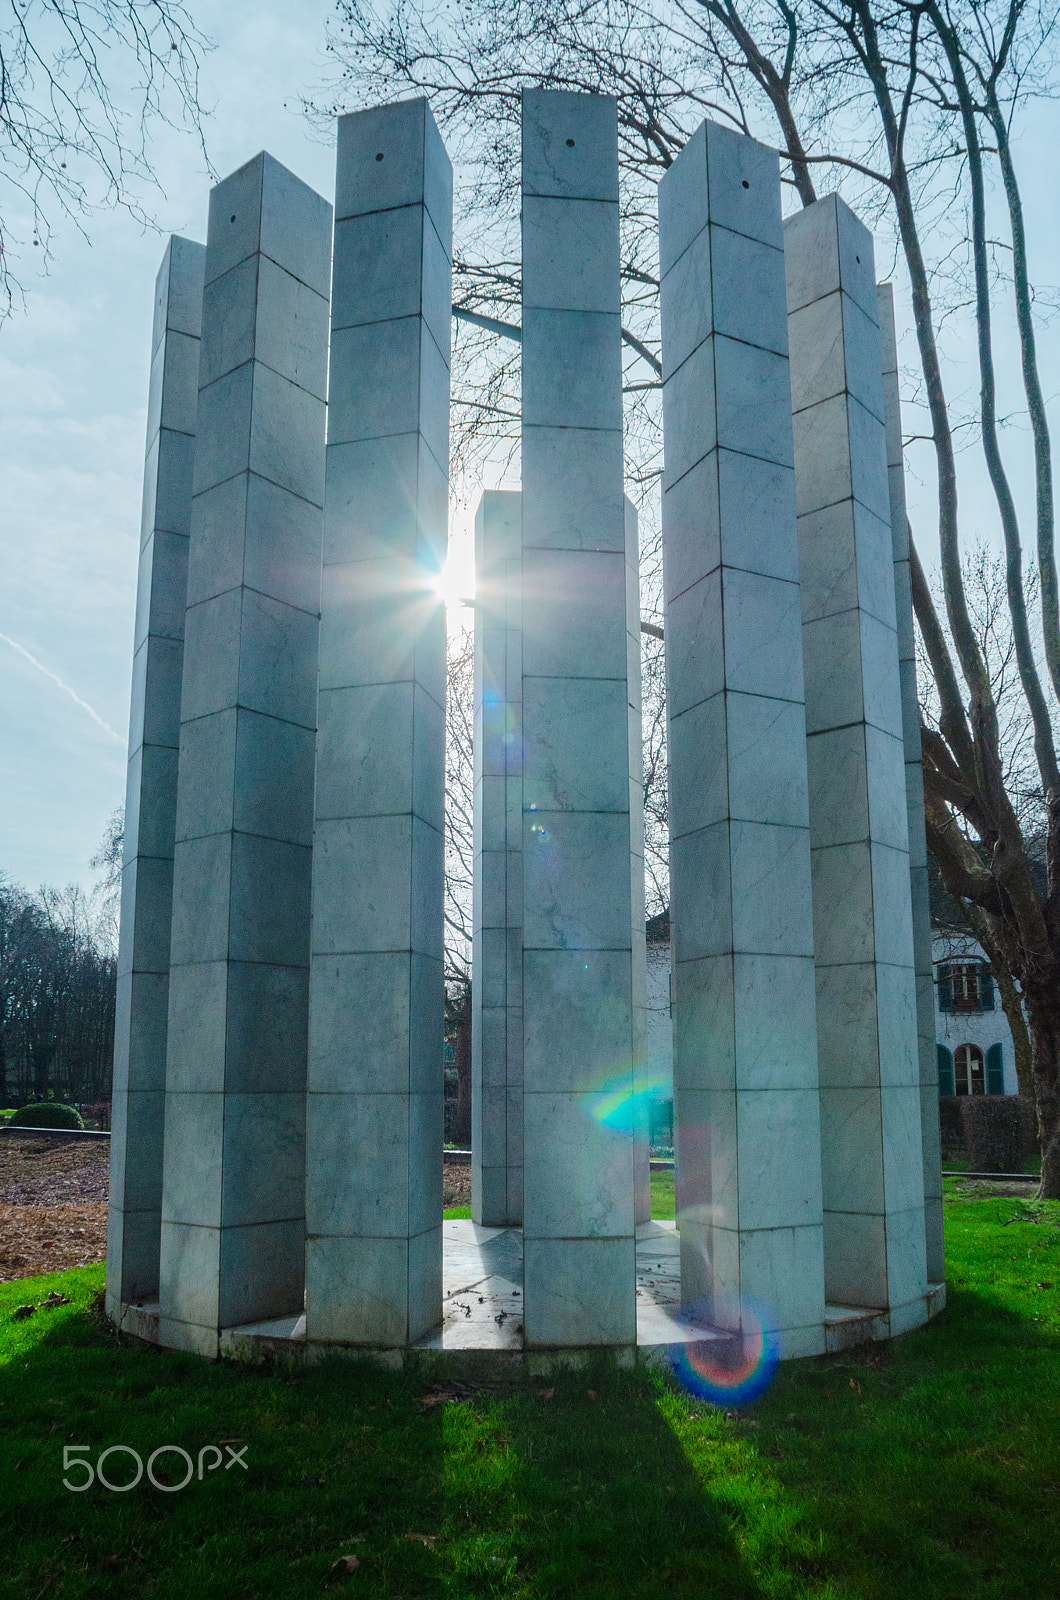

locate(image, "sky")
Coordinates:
0 0 348 895
0 2 1057 899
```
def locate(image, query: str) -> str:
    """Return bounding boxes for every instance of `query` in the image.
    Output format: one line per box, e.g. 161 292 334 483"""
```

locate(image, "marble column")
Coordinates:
625 498 651 1227
520 88 637 1345
878 282 945 1287
305 98 451 1346
106 236 204 1318
158 155 331 1356
472 488 647 1235
785 196 927 1322
658 120 826 1355
472 490 524 1227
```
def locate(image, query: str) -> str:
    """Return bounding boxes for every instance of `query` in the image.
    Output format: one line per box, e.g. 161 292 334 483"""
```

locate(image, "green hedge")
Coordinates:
8 1102 84 1131
959 1094 1037 1173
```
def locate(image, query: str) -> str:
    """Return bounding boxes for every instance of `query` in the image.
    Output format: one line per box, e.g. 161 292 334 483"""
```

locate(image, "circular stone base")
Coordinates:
114 1221 945 1368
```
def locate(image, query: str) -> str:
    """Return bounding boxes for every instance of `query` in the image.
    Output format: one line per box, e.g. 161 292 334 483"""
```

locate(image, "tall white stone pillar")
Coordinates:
879 282 945 1287
472 488 647 1234
305 99 452 1345
785 196 928 1323
472 490 524 1227
106 236 204 1317
625 498 651 1227
520 88 638 1345
159 155 331 1355
658 120 826 1355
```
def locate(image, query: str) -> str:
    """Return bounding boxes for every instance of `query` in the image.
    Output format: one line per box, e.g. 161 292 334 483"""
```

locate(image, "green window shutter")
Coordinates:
937 1043 954 1096
938 964 953 1013
986 1043 1004 1095
978 969 995 1011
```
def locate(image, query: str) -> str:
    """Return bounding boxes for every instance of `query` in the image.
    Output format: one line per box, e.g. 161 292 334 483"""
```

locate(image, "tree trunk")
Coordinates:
1024 981 1060 1198
454 1015 472 1148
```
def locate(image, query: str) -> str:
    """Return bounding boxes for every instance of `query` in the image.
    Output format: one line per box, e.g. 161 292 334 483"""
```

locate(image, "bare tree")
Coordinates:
316 0 1060 1195
0 872 116 1106
0 0 210 315
89 801 124 957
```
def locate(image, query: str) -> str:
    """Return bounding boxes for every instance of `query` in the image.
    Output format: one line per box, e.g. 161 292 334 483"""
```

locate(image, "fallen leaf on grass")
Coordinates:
40 1292 72 1308
849 1379 862 1393
1036 1282 1054 1289
586 1389 597 1400
404 1533 437 1547
330 1554 360 1573
539 1388 554 1400
12 1304 35 1320
419 1387 459 1414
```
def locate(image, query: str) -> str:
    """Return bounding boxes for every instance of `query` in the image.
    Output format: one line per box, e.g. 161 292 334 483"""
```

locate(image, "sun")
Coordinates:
435 535 475 612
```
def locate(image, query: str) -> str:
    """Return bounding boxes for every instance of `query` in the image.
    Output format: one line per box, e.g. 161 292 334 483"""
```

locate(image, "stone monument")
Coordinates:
107 90 944 1364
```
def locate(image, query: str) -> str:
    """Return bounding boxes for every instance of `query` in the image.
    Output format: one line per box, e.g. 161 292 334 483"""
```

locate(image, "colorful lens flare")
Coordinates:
667 1303 780 1406
590 1069 670 1132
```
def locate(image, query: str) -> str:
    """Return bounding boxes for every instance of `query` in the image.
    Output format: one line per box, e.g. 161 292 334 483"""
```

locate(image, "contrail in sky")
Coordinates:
0 631 124 744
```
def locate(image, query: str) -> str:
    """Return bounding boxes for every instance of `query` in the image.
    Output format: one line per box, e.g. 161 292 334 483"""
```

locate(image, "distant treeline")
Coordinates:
0 877 116 1108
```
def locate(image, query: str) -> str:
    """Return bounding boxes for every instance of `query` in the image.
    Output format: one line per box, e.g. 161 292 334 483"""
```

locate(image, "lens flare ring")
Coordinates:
667 1299 780 1406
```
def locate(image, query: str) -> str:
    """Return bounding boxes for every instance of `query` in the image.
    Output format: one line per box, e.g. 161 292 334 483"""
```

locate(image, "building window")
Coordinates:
938 1042 1004 1096
937 961 995 1013
954 1043 986 1095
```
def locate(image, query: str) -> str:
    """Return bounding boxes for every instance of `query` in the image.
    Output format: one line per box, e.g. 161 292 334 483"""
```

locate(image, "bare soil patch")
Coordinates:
0 1201 108 1281
0 1135 109 1204
0 1140 475 1280
442 1159 472 1208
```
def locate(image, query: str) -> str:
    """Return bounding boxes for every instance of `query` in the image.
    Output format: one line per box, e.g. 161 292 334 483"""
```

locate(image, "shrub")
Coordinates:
8 1102 85 1131
81 1100 111 1131
959 1095 1036 1173
938 1096 965 1159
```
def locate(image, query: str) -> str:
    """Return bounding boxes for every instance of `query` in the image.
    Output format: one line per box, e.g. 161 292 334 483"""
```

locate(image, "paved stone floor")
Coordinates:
234 1220 729 1354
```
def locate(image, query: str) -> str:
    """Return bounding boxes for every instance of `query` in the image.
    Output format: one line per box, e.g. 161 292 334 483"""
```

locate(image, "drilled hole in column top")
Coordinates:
376 152 385 161
230 214 236 223
742 180 749 189
566 138 575 147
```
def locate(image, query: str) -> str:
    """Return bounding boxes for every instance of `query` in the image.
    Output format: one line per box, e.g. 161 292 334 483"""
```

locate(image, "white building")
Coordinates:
932 934 1019 1098
642 913 1019 1143
645 911 674 1150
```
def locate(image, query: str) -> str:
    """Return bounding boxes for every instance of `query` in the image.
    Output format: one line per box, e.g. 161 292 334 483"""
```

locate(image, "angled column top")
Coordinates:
521 88 618 201
335 97 453 234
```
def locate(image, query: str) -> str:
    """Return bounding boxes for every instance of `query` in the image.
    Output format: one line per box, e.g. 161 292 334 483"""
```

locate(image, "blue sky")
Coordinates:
0 0 336 894
0 2 1057 896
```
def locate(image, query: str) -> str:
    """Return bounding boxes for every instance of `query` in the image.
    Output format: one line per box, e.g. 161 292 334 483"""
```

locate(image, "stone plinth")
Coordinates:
658 119 826 1357
520 88 638 1345
159 154 331 1356
878 282 945 1284
785 197 927 1321
472 490 524 1227
305 98 452 1345
106 236 204 1316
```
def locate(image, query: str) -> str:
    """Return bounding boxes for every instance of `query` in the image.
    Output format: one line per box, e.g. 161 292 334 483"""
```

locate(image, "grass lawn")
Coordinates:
1 1180 1057 1599
439 1167 675 1224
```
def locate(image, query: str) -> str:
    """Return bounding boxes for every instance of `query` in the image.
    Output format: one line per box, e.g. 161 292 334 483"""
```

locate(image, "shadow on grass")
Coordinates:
2 1215 1058 1600
0 1273 769 1600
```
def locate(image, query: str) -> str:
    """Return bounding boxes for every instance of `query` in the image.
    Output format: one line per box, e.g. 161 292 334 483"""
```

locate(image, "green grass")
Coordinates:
1 1181 1057 1598
442 1171 675 1225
